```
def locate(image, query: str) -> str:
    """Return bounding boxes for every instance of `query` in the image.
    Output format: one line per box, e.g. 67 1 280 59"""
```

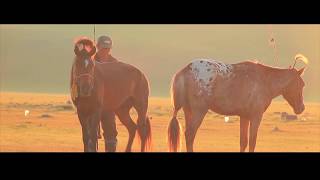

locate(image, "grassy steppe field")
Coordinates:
0 92 319 152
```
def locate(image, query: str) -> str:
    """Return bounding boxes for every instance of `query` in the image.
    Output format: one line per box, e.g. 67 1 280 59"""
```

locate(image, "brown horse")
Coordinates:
70 37 101 152
70 37 152 152
168 57 306 152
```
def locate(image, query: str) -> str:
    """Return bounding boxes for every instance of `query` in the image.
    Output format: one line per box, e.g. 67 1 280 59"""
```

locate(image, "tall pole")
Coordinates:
93 24 96 44
268 24 278 64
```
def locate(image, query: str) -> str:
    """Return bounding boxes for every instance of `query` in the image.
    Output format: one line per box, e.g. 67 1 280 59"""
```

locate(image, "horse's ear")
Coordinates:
298 67 306 76
89 46 96 56
74 46 80 56
74 43 83 56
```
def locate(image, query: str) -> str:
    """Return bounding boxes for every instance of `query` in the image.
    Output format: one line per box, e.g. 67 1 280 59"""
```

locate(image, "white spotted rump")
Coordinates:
189 58 233 95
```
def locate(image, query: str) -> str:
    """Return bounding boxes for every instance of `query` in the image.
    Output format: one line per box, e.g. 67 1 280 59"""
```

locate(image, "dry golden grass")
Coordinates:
0 92 319 152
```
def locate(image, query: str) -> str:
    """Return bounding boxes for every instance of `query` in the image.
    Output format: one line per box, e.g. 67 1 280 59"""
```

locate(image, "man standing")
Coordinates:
95 35 118 152
95 35 118 63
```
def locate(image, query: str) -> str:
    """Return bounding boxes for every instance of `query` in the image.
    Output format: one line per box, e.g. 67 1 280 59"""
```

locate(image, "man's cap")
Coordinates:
97 35 113 49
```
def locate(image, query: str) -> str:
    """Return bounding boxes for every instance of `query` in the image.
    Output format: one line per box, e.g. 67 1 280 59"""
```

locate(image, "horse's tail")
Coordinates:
168 71 185 152
137 116 152 152
136 72 152 152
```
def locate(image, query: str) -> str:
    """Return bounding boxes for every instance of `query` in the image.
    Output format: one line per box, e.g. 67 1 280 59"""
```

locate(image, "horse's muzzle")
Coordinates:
79 86 92 97
294 104 305 115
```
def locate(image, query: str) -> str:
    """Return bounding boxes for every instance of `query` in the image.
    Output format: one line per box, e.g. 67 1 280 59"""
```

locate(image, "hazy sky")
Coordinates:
1 25 319 101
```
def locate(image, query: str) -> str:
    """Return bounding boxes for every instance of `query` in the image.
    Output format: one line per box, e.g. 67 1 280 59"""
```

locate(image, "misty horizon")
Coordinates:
1 24 319 101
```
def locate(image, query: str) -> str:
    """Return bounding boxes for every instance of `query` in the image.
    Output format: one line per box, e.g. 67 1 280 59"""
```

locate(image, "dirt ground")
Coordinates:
0 92 319 152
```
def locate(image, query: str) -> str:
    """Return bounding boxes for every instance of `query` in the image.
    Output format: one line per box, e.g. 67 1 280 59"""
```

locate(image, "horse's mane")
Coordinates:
74 36 94 46
238 60 292 72
70 59 76 87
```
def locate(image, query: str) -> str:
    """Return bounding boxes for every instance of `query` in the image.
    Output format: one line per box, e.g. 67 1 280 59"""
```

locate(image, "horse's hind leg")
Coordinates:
116 102 137 152
132 98 151 152
184 106 207 152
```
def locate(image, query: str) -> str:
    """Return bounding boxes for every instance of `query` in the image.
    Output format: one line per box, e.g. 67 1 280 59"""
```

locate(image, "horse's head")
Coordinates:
282 67 306 114
73 37 96 97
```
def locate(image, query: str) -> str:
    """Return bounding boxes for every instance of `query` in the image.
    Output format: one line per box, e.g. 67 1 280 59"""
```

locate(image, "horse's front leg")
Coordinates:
86 109 102 152
77 111 89 152
248 114 263 152
240 116 250 152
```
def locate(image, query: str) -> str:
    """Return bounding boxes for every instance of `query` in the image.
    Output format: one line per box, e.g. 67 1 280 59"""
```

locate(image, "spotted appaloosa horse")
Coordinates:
168 58 306 152
70 37 152 152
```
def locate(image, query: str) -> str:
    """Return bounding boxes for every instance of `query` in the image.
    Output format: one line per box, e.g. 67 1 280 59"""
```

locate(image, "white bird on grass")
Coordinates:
24 110 30 117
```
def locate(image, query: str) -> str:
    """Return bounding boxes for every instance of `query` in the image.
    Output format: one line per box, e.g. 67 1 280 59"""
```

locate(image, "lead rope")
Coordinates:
268 25 279 64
